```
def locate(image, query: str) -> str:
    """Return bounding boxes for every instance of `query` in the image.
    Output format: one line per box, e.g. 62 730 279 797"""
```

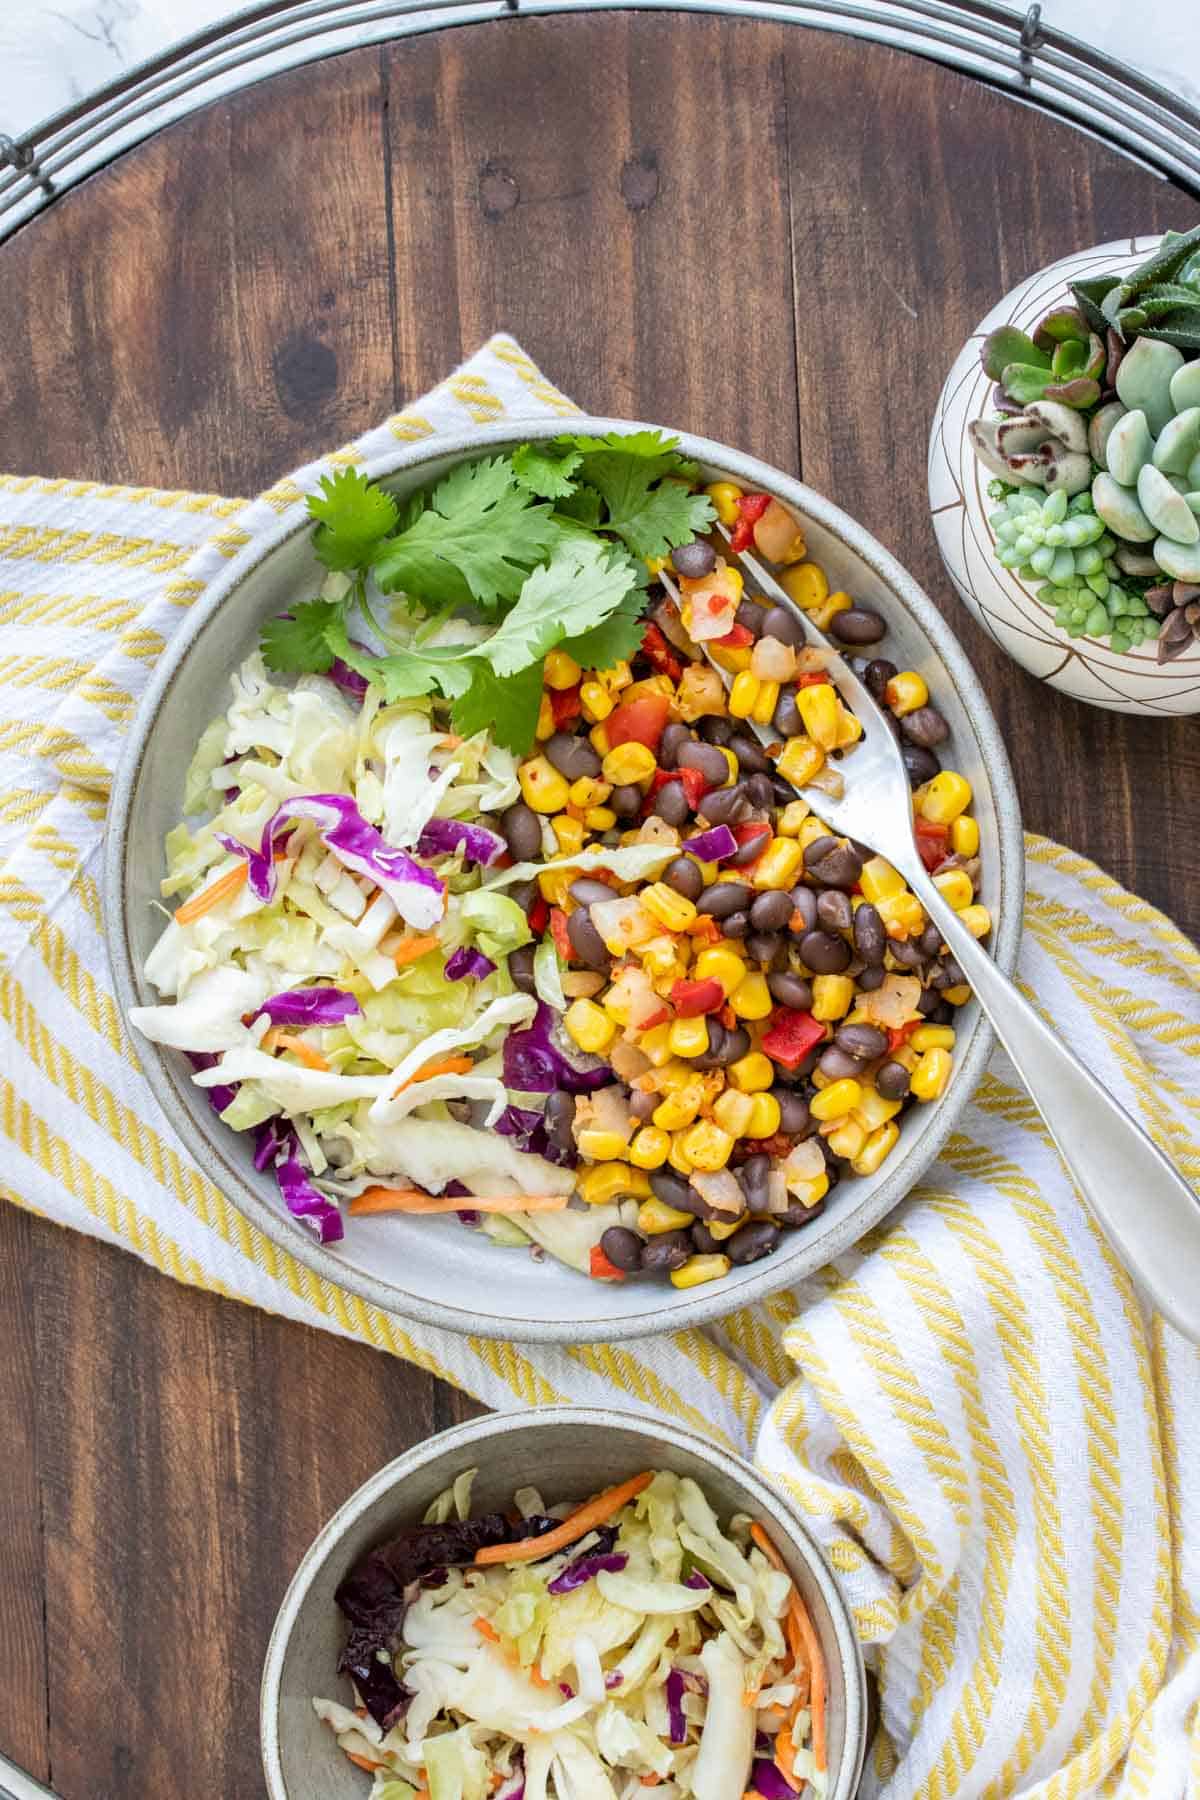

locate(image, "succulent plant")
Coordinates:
1071 224 1200 355
1145 580 1200 662
970 398 1092 494
987 487 1160 652
981 310 1107 412
1090 348 1200 580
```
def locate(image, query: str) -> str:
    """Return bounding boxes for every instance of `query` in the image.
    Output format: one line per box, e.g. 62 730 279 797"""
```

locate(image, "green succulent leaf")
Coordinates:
1118 222 1200 302
1051 339 1088 379
1043 376 1102 410
1033 306 1089 349
982 326 1050 381
1070 273 1120 335
1134 320 1200 353
1000 361 1053 405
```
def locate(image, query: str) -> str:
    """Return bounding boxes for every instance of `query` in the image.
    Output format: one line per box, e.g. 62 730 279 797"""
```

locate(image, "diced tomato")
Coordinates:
670 976 725 1017
797 670 832 688
608 692 671 752
729 492 771 553
712 621 754 650
589 1245 626 1282
549 907 572 961
743 1131 794 1161
550 684 582 729
915 817 950 873
528 895 549 935
646 765 708 812
887 1020 919 1054
761 1008 827 1070
640 623 683 682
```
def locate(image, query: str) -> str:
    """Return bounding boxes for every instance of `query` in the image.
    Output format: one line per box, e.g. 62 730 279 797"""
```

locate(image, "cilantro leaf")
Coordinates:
307 468 400 572
585 459 715 560
561 588 648 672
452 661 544 751
483 538 639 677
557 429 684 461
555 483 604 529
261 600 339 674
372 456 559 612
324 612 473 705
512 443 582 499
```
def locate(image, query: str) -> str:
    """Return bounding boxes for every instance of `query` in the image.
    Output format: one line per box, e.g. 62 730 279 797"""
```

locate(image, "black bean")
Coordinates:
727 733 771 775
773 686 803 737
900 706 950 749
658 721 691 770
916 986 943 1017
888 936 923 968
652 781 691 827
778 1199 826 1229
678 740 731 786
694 1019 727 1070
698 783 751 827
876 1060 912 1100
729 1219 780 1265
853 903 886 964
508 946 538 996
788 886 818 932
804 836 864 888
818 1045 863 1081
728 830 769 869
569 878 617 908
944 958 965 987
798 928 851 974
609 783 643 818
544 731 601 782
858 964 886 991
919 923 944 958
735 598 766 637
927 999 954 1024
500 802 543 861
750 890 793 932
835 1023 888 1060
697 880 753 919
720 1025 751 1064
648 1170 712 1219
629 1088 658 1121
772 1088 811 1135
830 606 886 646
740 1153 772 1213
722 910 749 939
600 1226 644 1272
663 856 704 901
672 539 717 579
747 930 783 964
817 889 853 933
863 658 897 702
768 970 814 1011
691 1222 725 1255
761 604 804 647
901 744 941 788
545 1090 577 1152
745 772 777 811
698 715 734 746
567 908 611 970
641 1231 693 1273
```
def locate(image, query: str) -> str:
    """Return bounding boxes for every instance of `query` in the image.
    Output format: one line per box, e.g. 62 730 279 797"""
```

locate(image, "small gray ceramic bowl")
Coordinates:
105 416 1023 1341
261 1407 868 1800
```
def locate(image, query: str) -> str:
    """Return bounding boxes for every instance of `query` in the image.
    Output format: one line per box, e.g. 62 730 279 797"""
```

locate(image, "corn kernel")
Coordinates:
645 555 669 577
910 1047 952 1101
943 983 972 1006
776 735 826 787
667 1133 695 1175
579 680 614 723
788 1171 830 1208
577 1163 637 1206
655 1058 697 1094
670 1253 731 1289
877 892 926 938
750 837 805 891
601 742 657 787
576 1128 628 1162
854 1086 902 1130
797 682 840 750
780 562 828 611
911 1024 956 1052
641 935 683 981
589 722 612 757
951 815 980 857
629 1126 671 1170
544 649 582 690
810 1078 863 1121
826 1118 868 1160
642 882 698 932
811 973 855 1021
885 670 928 716
728 1051 775 1093
564 998 616 1055
568 775 609 809
743 1091 782 1138
708 642 754 675
693 945 747 997
584 806 616 831
707 1216 747 1242
834 705 863 748
638 1022 674 1067
681 1120 736 1171
797 814 833 853
535 693 555 740
600 660 633 692
551 814 586 856
712 1089 756 1137
921 770 973 825
624 675 676 703
778 799 811 836
729 971 773 1020
519 756 571 814
638 1196 694 1234
810 590 852 632
705 481 743 526
959 904 992 938
653 1080 705 1131
751 680 781 724
728 670 761 719
668 1015 710 1059
717 747 739 785
537 868 572 906
852 1121 900 1176
933 868 973 911
859 856 905 903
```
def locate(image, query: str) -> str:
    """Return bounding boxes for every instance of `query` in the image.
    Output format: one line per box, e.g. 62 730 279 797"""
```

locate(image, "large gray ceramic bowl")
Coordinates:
260 1407 869 1800
105 416 1023 1341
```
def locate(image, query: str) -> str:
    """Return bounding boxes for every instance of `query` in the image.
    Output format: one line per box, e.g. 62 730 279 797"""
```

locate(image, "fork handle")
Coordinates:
901 858 1200 1341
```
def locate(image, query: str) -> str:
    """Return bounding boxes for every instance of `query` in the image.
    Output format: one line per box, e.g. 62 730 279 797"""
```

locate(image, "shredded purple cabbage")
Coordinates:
750 1758 802 1798
684 1568 712 1590
456 1209 482 1229
254 985 361 1026
186 1050 237 1116
253 1117 287 1172
502 1001 611 1096
666 1668 689 1745
444 945 497 982
328 655 370 700
417 815 507 868
274 1136 344 1245
547 1528 626 1594
682 823 738 861
496 1103 577 1169
495 1751 525 1800
604 1670 624 1690
218 793 444 927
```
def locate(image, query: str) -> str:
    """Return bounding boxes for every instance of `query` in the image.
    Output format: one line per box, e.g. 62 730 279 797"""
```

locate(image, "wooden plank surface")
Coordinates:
0 12 1196 1796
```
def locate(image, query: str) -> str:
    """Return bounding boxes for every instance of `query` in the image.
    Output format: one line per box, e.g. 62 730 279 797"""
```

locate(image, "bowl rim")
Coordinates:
105 414 1024 1341
259 1405 869 1800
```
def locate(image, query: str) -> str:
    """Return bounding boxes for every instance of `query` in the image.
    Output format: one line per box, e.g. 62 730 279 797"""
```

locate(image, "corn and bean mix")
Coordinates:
501 483 989 1289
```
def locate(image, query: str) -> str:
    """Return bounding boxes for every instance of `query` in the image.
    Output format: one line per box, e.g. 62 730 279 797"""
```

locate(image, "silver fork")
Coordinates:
663 532 1200 1342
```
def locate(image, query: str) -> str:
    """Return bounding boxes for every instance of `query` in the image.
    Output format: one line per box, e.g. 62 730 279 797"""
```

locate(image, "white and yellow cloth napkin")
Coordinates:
2 336 1198 1799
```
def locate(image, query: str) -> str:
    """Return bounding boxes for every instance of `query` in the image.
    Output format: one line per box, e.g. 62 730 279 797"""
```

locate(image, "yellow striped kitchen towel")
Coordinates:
1 335 1198 1799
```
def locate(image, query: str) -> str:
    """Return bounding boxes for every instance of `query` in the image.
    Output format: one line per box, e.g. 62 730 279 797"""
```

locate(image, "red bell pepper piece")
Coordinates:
729 492 771 553
887 1020 919 1054
549 907 572 961
640 623 683 682
528 895 550 936
589 1244 626 1282
914 817 950 873
670 976 725 1017
648 766 709 810
608 692 671 753
761 1008 827 1070
549 684 582 729
713 621 754 650
731 821 772 864
797 670 833 688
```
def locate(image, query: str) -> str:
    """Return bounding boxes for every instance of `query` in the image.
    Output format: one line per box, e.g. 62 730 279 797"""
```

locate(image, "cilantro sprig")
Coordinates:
262 431 714 752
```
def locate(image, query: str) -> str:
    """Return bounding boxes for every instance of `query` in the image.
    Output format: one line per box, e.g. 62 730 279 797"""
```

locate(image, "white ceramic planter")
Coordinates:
928 236 1200 716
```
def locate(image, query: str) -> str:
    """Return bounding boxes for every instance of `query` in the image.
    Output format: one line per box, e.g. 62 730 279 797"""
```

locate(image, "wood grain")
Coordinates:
0 13 1196 1796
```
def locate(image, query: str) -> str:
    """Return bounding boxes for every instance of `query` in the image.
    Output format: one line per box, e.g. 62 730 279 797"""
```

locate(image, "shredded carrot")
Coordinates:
751 1522 828 1773
392 932 441 967
640 1776 663 1787
262 1030 331 1071
475 1471 654 1566
174 861 248 924
394 1053 474 1095
345 1750 385 1773
775 1727 798 1787
349 1187 568 1218
474 1615 501 1644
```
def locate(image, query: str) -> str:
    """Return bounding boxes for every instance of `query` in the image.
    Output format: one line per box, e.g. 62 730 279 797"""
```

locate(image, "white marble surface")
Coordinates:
1 0 1197 142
